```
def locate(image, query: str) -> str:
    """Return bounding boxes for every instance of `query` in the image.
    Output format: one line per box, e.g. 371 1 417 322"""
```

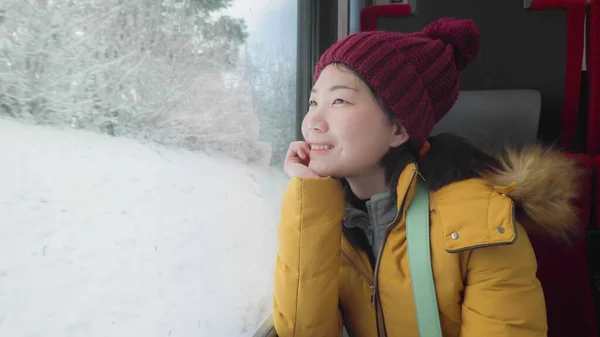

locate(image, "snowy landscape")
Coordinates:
0 117 289 337
0 0 297 336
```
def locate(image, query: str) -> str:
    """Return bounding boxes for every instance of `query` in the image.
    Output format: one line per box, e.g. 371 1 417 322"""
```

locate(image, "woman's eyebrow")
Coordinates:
311 85 359 93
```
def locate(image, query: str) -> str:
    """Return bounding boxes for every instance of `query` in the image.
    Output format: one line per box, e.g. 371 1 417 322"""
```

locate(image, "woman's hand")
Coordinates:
284 141 321 178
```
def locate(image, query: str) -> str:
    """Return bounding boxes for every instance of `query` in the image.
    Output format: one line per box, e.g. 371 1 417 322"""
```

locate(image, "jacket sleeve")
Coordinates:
272 177 345 337
460 223 548 337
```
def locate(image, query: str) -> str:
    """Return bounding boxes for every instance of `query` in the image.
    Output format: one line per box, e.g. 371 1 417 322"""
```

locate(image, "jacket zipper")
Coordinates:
372 165 418 337
340 249 380 336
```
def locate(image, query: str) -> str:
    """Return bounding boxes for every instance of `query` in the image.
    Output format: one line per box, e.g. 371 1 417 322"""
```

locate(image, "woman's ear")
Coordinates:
390 122 409 147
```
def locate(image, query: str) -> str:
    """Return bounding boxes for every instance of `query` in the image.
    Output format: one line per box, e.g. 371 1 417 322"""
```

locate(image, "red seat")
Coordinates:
528 153 596 337
587 0 600 159
596 155 600 229
360 4 411 31
528 2 597 336
587 1 600 231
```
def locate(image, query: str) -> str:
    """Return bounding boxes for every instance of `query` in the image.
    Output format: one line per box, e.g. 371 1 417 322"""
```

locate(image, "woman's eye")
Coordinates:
333 99 346 104
309 100 317 106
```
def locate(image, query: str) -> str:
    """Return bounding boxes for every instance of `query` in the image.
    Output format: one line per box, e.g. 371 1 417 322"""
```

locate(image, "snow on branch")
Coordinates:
0 0 269 164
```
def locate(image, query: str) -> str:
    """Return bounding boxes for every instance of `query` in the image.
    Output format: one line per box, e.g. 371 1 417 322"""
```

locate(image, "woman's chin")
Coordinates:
308 162 336 178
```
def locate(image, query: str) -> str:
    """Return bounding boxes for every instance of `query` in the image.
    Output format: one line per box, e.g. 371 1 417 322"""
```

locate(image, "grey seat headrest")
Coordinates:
430 90 542 153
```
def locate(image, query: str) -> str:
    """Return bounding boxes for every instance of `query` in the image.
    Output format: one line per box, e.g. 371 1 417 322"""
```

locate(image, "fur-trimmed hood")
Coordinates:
423 133 584 240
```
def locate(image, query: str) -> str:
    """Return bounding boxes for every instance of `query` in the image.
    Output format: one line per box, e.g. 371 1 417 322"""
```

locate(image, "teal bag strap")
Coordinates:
406 178 443 337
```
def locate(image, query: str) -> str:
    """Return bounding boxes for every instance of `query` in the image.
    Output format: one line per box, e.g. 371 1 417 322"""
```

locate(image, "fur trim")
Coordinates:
480 146 585 240
423 133 585 241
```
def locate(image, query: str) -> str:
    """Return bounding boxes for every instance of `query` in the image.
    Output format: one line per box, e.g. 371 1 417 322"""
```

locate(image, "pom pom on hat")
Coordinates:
423 18 480 70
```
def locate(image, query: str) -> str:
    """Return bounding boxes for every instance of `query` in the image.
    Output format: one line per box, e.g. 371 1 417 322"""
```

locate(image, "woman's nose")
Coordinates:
305 118 328 133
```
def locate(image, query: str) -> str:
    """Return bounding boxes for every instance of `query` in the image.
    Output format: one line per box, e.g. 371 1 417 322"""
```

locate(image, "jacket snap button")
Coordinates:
497 227 505 234
451 232 459 240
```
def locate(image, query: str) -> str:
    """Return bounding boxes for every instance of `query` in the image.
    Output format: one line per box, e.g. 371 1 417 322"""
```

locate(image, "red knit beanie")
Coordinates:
314 18 480 151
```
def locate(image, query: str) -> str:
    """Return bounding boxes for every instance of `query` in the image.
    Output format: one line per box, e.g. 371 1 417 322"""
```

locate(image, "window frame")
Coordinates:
295 0 374 139
295 0 340 140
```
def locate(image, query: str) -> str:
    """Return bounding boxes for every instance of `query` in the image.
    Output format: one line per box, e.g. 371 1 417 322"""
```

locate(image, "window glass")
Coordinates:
0 0 297 336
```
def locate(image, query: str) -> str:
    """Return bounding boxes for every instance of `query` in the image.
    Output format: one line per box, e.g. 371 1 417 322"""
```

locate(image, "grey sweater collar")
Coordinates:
343 191 397 257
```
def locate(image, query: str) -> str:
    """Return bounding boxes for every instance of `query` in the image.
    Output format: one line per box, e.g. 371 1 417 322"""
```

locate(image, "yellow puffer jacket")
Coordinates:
272 139 581 337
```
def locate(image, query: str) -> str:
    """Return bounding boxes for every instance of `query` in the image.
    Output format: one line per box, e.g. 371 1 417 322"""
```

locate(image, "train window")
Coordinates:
0 0 297 336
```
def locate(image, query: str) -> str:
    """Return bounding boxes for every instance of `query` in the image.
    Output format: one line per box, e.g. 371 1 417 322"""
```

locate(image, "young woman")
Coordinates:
272 18 581 337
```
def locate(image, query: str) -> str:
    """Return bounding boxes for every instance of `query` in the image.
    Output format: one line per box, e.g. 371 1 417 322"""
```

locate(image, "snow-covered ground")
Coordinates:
0 117 289 337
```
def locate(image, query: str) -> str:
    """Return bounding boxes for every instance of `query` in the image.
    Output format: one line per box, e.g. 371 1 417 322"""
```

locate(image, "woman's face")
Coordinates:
301 64 409 178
